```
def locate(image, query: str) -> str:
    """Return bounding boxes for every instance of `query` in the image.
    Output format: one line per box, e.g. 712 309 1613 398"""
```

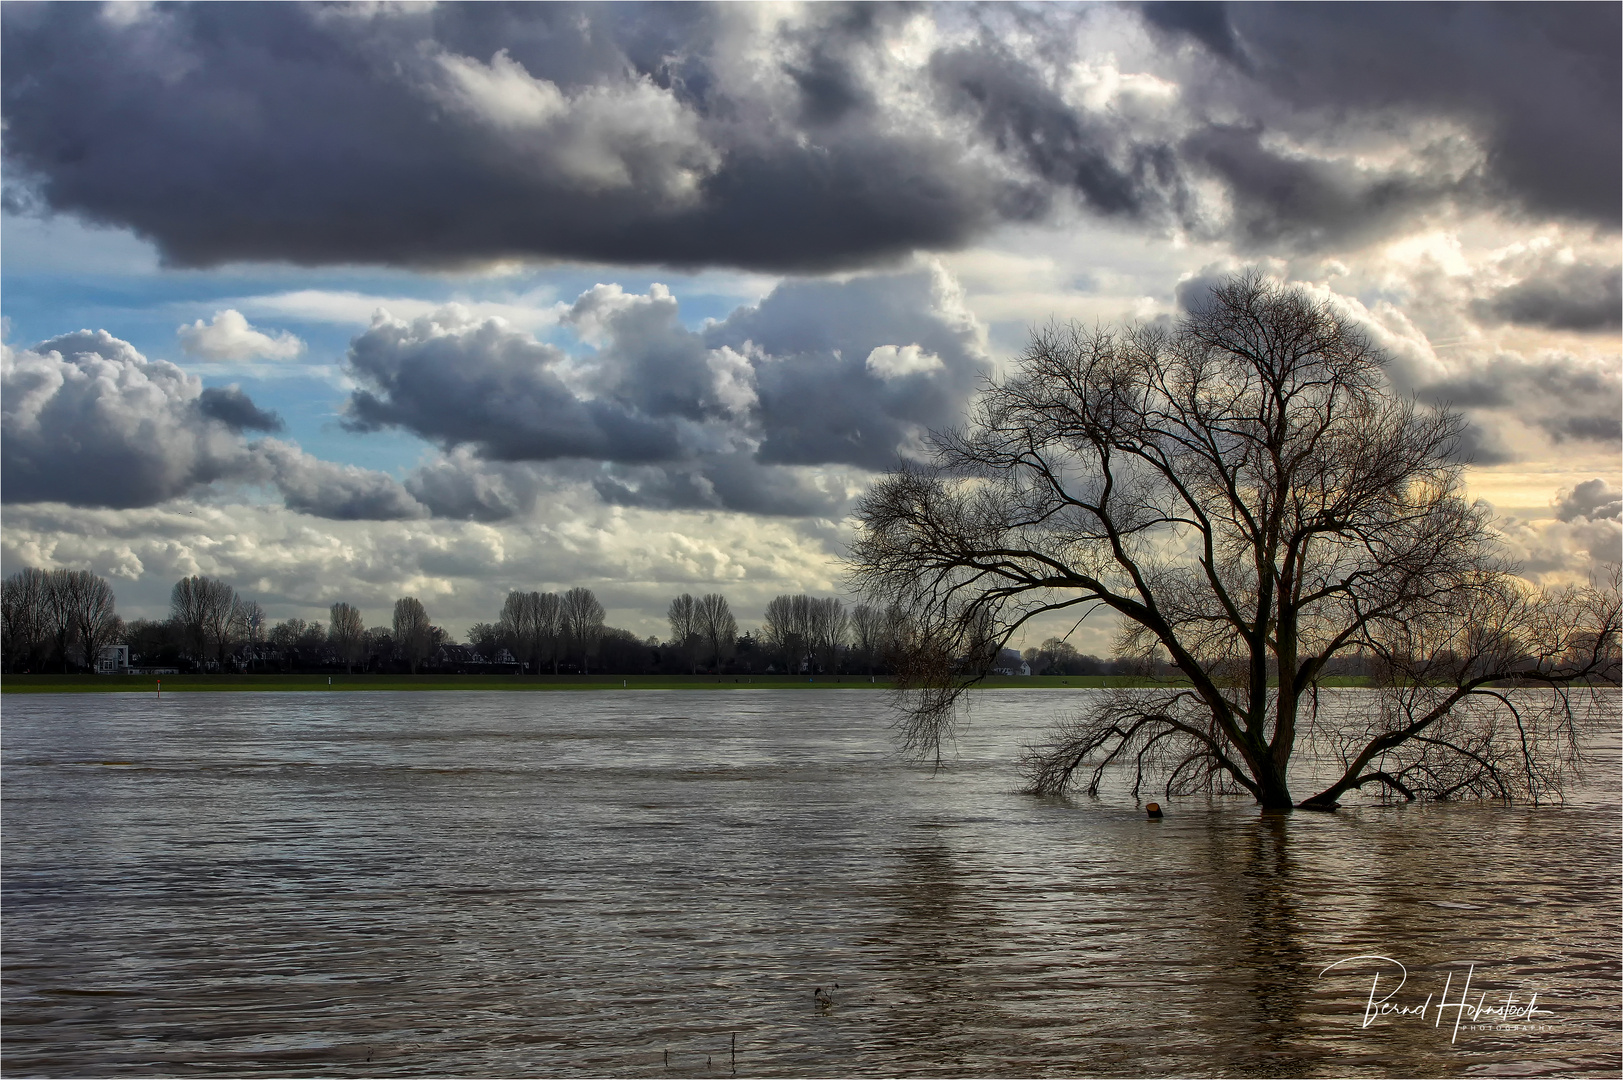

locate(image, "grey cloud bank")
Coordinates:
7 259 1615 526
1556 479 1622 524
2 267 988 523
1143 2 1620 225
348 268 985 519
4 3 1616 272
1 332 424 520
2 331 251 508
1473 262 1623 333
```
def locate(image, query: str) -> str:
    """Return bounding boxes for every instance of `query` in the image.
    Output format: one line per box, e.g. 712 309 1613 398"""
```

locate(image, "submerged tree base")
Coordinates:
1017 683 1620 809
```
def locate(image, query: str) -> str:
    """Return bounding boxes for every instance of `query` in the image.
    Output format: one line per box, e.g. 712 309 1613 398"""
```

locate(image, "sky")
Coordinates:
3 1 1619 653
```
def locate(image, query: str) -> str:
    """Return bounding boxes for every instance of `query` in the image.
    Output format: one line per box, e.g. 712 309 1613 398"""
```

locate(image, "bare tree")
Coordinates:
393 597 434 673
170 576 238 668
1021 638 1115 676
125 618 182 668
851 273 1621 808
498 591 564 673
2 568 53 672
364 626 393 666
761 594 848 674
61 571 119 672
170 577 209 662
560 587 605 674
238 601 266 671
843 597 908 675
535 592 563 674
668 593 700 672
696 593 738 671
806 596 848 675
500 591 540 671
329 602 365 673
43 569 76 671
8 569 119 672
201 581 240 667
849 603 882 674
761 594 807 673
269 619 305 651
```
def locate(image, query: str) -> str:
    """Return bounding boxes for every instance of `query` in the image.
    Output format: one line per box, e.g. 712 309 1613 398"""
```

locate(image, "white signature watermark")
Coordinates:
1318 955 1554 1043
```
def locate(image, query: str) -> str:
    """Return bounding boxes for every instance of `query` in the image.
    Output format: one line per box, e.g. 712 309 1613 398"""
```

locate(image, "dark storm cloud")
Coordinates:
197 385 284 432
1448 419 1516 468
1 330 425 519
1542 413 1623 445
3 3 1614 272
1138 2 1247 67
0 3 1014 272
1173 267 1234 314
1178 124 1448 251
347 269 984 518
404 454 552 524
1472 262 1622 332
1418 353 1621 453
563 284 734 426
1163 3 1621 227
782 3 882 126
927 37 1179 222
1555 479 1622 523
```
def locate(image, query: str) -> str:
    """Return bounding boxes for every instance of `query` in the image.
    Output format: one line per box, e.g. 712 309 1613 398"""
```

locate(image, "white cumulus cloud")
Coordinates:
865 343 945 380
178 309 304 361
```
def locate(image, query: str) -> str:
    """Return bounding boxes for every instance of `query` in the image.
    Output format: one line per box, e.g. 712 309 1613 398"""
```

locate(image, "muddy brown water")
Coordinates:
3 689 1618 1077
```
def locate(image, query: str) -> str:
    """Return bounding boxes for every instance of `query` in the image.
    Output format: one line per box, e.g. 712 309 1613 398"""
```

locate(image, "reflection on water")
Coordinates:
3 689 1617 1077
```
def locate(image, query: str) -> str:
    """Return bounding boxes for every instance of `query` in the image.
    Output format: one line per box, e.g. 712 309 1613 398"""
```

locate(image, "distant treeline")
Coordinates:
4 567 1387 679
7 568 1110 677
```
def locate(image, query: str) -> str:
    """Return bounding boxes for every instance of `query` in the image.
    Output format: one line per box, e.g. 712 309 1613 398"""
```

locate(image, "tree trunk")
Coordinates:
1247 751 1295 810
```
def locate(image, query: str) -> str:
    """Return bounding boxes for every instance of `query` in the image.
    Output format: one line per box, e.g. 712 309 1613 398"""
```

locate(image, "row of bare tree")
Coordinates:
468 589 911 677
758 595 912 675
1 568 458 675
666 593 738 673
7 566 1086 680
2 568 120 672
471 587 609 674
158 580 445 673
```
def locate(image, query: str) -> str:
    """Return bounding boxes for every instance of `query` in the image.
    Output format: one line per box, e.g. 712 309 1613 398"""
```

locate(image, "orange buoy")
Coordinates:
1146 802 1164 818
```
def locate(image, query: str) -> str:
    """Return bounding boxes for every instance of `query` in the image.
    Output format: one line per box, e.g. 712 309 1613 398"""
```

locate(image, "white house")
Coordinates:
96 644 131 674
992 648 1031 676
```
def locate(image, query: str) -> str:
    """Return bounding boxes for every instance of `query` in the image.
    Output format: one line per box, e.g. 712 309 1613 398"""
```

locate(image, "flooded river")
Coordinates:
3 689 1618 1077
